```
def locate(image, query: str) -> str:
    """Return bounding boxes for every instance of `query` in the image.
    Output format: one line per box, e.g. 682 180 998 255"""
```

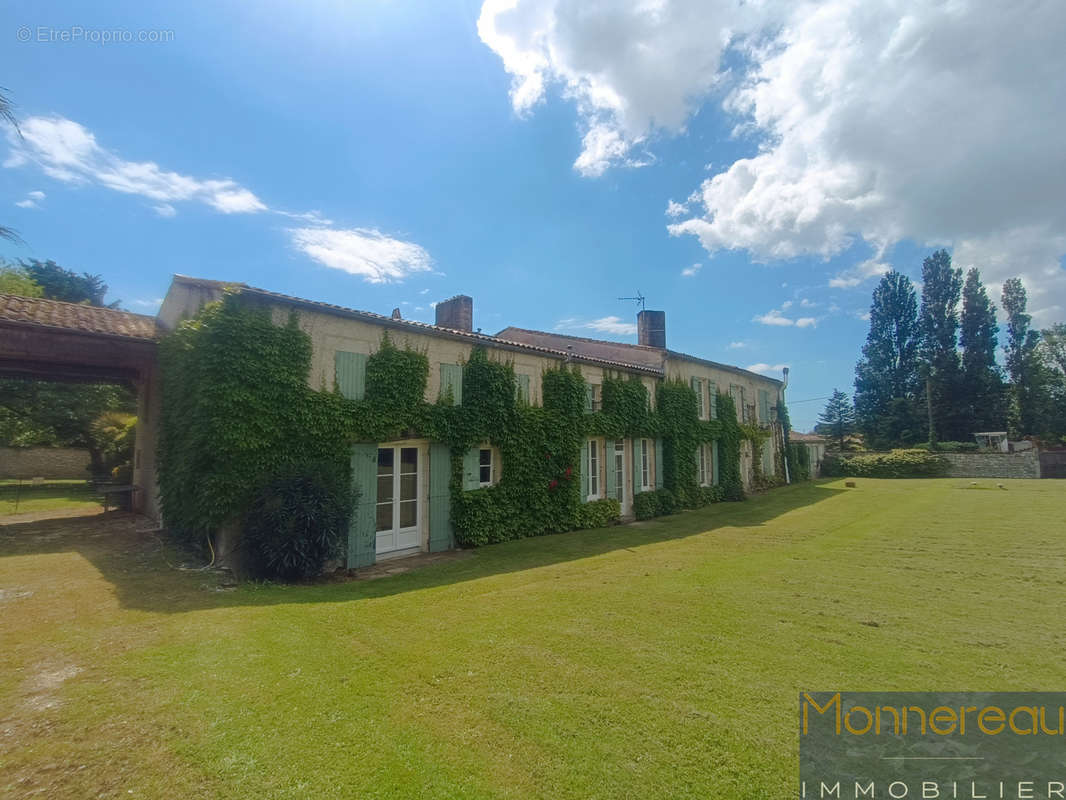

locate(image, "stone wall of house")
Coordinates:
941 451 1041 479
0 447 92 479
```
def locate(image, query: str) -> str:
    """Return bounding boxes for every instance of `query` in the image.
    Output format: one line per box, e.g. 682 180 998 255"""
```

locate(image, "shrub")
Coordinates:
824 449 949 478
574 498 621 529
633 488 678 520
922 441 980 453
242 466 353 580
787 442 811 481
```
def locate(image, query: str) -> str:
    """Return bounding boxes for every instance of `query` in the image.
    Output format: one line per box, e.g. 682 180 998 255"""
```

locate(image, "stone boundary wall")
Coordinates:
0 447 92 479
941 451 1040 479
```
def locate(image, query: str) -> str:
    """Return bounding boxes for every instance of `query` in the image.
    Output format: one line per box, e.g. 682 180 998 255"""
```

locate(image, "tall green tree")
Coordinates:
19 259 116 307
1001 278 1044 437
815 389 856 451
917 249 963 442
958 268 1005 433
1038 323 1066 442
854 271 923 448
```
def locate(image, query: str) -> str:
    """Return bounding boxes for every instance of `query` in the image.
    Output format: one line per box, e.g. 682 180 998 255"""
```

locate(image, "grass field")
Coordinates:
1 478 1063 798
0 482 102 517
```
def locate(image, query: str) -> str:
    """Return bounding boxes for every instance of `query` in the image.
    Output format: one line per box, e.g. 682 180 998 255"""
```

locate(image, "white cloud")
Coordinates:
746 362 789 375
666 199 688 218
4 115 266 215
153 204 177 218
799 298 817 308
555 315 637 336
828 258 890 289
481 0 1066 319
132 298 164 309
681 262 702 277
728 340 747 349
14 189 45 209
288 227 433 284
753 303 818 328
478 0 759 177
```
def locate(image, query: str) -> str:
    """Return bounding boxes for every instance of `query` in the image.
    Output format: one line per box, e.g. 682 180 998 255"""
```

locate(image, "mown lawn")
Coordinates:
1 479 1063 799
0 482 102 517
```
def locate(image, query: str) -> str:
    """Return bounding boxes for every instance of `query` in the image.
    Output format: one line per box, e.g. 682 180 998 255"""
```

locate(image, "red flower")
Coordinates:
549 479 559 489
564 466 573 478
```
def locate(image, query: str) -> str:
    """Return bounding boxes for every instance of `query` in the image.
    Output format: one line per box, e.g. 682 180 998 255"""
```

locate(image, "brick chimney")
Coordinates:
637 309 666 348
435 295 473 332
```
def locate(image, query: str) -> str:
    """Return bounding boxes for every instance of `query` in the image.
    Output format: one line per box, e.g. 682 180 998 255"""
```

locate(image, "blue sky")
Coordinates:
4 0 1064 430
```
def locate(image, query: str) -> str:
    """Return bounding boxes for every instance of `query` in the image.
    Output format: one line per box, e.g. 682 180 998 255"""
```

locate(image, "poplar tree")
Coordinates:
958 268 1006 433
1002 278 1043 437
854 271 922 448
917 250 963 442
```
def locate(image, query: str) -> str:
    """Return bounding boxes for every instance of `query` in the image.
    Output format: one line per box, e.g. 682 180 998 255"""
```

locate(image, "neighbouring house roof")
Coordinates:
789 431 828 443
496 326 782 386
0 292 160 341
169 276 665 376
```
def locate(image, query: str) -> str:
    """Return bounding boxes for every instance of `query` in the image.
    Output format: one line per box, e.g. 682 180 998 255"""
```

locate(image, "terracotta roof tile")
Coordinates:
0 293 160 341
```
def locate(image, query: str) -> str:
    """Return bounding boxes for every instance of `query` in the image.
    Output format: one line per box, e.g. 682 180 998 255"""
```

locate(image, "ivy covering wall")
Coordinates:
158 294 779 553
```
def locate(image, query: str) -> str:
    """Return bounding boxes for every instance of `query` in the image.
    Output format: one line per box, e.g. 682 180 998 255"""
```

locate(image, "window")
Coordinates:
440 363 463 405
478 448 493 487
515 373 531 404
584 383 602 413
709 382 717 419
587 438 600 499
640 439 650 490
693 377 706 419
613 440 625 503
730 384 744 421
698 444 709 486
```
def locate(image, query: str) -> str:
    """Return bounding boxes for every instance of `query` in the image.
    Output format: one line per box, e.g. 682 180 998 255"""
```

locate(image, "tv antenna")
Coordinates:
618 291 646 312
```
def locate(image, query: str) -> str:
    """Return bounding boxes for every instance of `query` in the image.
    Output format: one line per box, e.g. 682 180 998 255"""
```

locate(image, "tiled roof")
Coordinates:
0 293 160 341
170 276 665 375
496 326 783 385
496 327 666 370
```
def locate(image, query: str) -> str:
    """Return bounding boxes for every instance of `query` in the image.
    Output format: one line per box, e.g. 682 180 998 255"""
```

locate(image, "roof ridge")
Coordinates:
0 292 156 321
497 325 661 352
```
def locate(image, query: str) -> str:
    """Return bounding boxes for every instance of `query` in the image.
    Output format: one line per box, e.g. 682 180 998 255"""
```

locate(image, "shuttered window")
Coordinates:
758 388 770 424
586 438 600 499
334 351 368 400
440 363 463 405
691 377 706 419
515 373 531 404
709 382 717 419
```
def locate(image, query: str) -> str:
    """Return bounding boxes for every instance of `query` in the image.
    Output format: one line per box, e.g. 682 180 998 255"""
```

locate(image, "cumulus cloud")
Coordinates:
132 298 164 309
555 315 637 336
681 262 702 277
478 0 758 177
4 115 267 215
666 199 688 218
481 0 1066 321
289 227 433 284
753 303 817 328
746 362 789 375
728 340 747 349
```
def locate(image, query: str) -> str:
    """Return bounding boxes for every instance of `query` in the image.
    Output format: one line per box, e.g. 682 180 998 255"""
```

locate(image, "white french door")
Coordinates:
613 439 630 516
375 445 421 554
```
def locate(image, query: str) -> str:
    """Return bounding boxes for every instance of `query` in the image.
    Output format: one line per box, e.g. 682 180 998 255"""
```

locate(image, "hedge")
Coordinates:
821 449 949 478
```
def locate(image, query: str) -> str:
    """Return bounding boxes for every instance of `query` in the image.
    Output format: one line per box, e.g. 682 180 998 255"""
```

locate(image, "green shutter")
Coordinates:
605 440 617 500
709 382 717 419
428 443 453 552
462 448 480 490
584 385 594 414
348 443 378 568
758 389 769 424
440 363 463 405
690 377 701 417
516 373 530 404
654 439 664 489
631 438 642 496
712 441 720 485
580 440 589 501
335 351 367 400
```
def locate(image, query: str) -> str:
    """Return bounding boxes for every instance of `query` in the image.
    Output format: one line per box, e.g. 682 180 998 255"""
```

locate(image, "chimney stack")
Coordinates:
435 295 473 332
637 309 666 348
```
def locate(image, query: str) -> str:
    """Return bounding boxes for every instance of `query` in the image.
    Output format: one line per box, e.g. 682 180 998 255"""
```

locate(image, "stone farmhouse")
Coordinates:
154 276 786 566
